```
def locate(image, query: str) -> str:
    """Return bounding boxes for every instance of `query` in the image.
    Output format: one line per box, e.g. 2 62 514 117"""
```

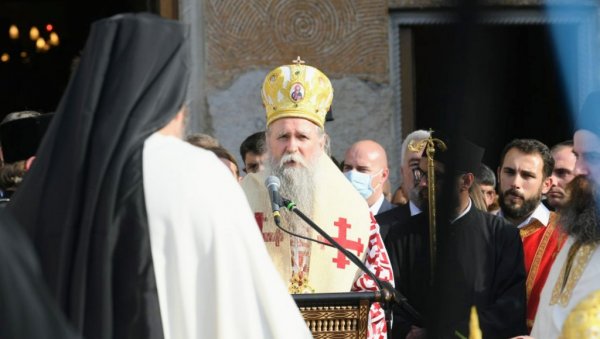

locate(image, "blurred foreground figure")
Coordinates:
531 91 600 339
0 211 78 339
7 13 309 339
560 289 600 338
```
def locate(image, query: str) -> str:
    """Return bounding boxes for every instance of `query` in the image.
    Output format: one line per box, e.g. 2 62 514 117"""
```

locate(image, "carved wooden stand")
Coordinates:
293 292 377 339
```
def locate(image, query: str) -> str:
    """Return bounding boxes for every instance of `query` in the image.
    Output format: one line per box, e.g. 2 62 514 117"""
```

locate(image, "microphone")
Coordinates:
265 176 283 226
281 198 422 326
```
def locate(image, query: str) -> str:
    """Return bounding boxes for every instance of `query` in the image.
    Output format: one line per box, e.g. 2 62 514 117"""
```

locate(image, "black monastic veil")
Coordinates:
7 13 190 339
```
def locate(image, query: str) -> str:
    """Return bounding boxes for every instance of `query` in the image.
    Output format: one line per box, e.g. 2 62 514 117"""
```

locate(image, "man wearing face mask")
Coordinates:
343 140 394 216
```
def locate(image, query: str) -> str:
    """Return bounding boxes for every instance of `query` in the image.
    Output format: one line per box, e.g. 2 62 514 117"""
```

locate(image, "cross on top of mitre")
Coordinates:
292 56 305 65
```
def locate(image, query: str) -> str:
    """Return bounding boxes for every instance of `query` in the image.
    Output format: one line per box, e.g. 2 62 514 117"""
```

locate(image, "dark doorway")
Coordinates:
403 24 576 170
0 0 161 120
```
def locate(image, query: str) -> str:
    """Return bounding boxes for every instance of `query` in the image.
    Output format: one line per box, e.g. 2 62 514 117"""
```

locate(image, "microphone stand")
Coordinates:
280 198 422 337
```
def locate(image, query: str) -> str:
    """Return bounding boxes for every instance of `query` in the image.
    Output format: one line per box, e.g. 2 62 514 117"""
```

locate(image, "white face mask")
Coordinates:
344 169 382 199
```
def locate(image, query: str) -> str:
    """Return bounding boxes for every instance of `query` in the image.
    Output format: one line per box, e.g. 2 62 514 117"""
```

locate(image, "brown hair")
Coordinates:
206 146 240 178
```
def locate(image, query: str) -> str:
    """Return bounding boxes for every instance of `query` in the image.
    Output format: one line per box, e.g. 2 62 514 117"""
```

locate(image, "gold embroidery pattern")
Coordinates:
525 215 558 301
550 242 597 306
289 273 315 294
527 319 534 329
520 220 544 239
560 289 600 338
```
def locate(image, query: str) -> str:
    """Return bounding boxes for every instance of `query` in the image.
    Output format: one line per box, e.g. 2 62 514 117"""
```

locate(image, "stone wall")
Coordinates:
181 0 600 191
204 0 389 87
200 0 402 187
387 0 592 9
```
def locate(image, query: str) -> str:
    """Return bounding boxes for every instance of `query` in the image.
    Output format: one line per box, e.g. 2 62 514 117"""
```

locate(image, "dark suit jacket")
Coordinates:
377 198 395 215
375 204 424 338
375 203 411 241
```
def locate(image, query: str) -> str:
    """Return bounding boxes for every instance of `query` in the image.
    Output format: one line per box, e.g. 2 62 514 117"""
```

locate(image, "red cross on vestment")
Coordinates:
331 217 364 269
255 212 283 246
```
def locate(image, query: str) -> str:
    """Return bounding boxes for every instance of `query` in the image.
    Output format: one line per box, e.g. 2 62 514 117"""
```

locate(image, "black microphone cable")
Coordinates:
272 210 333 248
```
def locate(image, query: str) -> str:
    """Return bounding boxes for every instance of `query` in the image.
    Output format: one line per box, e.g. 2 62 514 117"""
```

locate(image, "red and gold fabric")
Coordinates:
519 212 567 331
241 154 394 338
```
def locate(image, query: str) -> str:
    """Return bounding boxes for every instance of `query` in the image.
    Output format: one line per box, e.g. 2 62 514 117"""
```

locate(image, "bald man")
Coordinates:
343 140 394 215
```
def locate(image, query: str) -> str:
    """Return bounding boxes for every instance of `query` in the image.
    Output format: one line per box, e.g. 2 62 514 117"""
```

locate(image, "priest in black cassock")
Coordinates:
384 134 527 339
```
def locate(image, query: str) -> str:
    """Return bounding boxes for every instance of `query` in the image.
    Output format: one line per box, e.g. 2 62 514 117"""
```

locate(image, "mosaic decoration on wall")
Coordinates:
206 0 388 88
388 0 548 8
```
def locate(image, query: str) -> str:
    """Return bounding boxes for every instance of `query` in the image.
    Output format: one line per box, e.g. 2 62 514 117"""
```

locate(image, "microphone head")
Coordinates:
265 176 281 190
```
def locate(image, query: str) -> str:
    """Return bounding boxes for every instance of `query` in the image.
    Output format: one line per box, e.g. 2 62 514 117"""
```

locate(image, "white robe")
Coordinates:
142 133 312 339
531 236 600 339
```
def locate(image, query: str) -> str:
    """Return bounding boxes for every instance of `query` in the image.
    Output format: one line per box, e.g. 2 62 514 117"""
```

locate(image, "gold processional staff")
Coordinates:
410 132 483 339
407 130 446 285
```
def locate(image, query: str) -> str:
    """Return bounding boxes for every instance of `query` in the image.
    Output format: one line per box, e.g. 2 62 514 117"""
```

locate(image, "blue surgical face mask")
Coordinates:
344 169 382 199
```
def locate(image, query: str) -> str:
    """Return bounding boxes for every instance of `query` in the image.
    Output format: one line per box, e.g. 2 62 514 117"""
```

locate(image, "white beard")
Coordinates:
266 152 321 237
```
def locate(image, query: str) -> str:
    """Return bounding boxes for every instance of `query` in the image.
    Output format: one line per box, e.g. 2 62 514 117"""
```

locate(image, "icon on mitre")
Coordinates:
290 82 304 102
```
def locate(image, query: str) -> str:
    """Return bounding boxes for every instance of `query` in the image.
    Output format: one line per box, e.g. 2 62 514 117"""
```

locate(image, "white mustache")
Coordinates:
279 153 307 168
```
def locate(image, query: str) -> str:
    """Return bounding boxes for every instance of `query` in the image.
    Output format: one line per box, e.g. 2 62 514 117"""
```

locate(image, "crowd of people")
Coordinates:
1 12 599 339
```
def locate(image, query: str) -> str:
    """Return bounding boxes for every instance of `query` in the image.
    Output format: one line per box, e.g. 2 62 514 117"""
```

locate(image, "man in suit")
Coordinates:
375 130 430 240
343 140 394 216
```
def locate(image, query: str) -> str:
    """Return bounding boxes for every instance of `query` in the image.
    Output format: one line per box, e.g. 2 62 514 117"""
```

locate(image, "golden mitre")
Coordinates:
560 289 600 338
262 57 333 128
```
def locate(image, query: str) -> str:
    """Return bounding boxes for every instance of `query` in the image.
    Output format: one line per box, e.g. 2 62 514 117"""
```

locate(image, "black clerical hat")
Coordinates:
0 112 53 163
426 131 484 174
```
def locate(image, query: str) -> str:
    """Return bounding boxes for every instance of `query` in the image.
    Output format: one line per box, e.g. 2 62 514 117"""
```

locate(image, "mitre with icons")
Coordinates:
243 57 374 294
262 56 333 128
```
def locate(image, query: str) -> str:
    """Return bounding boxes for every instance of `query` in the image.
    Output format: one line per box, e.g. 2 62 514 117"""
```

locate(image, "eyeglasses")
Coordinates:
412 168 424 185
412 167 445 186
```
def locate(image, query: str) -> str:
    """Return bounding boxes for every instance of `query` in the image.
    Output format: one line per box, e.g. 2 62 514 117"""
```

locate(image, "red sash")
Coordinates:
519 212 567 332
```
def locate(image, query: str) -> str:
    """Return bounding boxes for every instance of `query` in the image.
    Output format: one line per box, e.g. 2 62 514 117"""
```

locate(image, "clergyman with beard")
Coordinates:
384 134 526 339
497 138 567 331
530 90 600 339
240 59 394 339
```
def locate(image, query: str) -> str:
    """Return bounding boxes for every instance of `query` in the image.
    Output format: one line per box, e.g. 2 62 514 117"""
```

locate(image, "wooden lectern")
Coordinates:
293 292 380 339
